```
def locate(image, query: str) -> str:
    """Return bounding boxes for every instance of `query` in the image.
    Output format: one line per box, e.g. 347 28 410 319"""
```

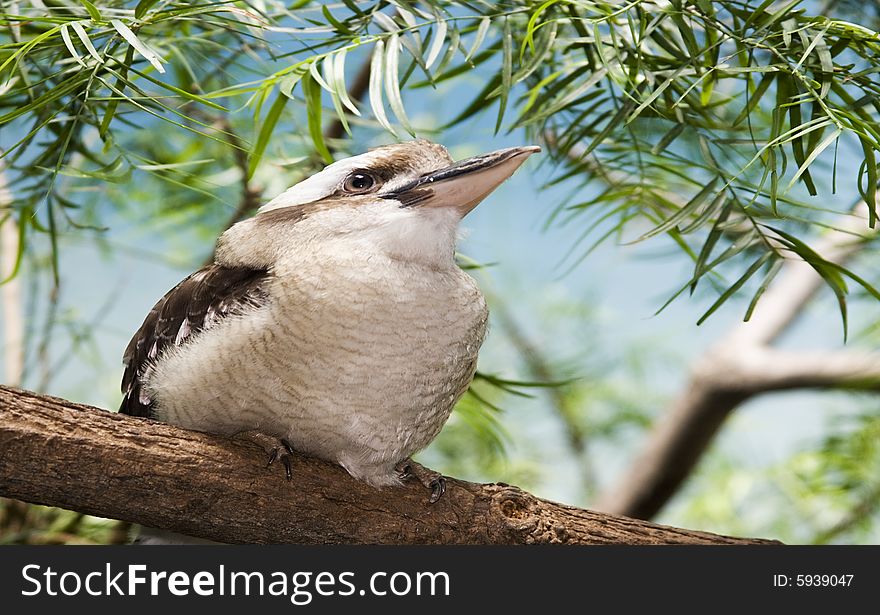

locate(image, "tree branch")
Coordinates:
542 130 879 521
0 385 776 545
596 201 877 519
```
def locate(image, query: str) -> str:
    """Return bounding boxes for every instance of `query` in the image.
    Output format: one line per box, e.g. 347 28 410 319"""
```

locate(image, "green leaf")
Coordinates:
384 34 414 136
495 17 512 134
369 39 396 136
697 252 774 326
425 19 447 70
0 24 63 77
522 0 558 58
135 0 161 20
466 17 491 62
248 91 289 178
785 128 841 194
302 74 333 164
78 0 102 22
765 225 851 338
734 72 774 126
744 256 784 321
859 137 878 228
111 18 165 74
100 45 134 139
322 55 350 136
691 198 732 295
652 123 686 155
70 21 103 64
60 24 87 67
638 178 720 241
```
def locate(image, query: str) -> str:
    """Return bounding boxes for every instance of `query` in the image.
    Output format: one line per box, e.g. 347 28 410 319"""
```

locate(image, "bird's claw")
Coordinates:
428 476 446 504
266 438 295 481
395 459 446 504
234 430 295 482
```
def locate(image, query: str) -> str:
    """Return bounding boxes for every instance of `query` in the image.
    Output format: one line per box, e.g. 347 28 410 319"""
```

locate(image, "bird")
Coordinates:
119 140 539 509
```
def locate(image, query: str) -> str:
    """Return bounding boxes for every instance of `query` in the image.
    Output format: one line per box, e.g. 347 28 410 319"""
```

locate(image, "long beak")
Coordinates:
382 145 541 216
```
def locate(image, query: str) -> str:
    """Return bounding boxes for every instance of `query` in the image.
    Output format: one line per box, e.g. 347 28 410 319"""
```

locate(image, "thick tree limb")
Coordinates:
0 385 776 544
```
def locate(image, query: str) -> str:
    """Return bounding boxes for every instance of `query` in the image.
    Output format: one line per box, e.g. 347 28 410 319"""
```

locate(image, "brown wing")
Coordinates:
120 264 270 418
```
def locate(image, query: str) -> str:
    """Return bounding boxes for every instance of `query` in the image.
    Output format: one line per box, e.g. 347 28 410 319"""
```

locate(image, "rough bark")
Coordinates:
0 385 777 545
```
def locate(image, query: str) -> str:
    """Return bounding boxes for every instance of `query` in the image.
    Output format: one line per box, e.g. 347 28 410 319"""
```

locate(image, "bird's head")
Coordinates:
217 140 539 269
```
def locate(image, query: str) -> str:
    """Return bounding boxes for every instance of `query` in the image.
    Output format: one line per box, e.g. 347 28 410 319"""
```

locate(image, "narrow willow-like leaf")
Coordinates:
0 24 63 77
425 19 447 70
302 74 333 163
766 224 851 338
652 123 685 155
523 0 558 57
79 0 101 21
100 45 134 139
690 199 732 295
372 11 399 33
309 58 333 92
743 256 784 321
323 55 350 136
495 17 512 134
733 72 774 126
384 34 414 135
279 68 305 99
697 252 773 326
111 19 165 73
787 89 818 195
678 191 726 234
434 25 459 75
135 0 160 20
859 137 878 228
248 91 289 178
70 21 103 64
511 20 557 86
638 179 721 241
333 49 360 115
322 5 352 34
784 128 841 193
466 17 490 62
369 39 396 135
60 25 87 67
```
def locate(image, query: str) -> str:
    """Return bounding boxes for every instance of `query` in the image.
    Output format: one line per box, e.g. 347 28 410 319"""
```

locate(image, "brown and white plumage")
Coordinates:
120 140 538 489
120 265 269 418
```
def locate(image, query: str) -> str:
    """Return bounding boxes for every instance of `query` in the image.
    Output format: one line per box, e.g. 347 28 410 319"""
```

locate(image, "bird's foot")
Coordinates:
395 459 446 504
233 430 294 481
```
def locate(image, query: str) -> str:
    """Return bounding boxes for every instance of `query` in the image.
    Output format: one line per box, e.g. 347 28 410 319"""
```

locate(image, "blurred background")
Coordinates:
2 0 879 544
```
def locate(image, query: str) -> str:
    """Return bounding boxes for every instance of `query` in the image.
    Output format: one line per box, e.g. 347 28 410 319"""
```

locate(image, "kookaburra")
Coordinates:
120 140 539 501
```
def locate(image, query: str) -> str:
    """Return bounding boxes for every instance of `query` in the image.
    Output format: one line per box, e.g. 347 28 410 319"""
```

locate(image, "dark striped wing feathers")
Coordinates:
120 264 270 417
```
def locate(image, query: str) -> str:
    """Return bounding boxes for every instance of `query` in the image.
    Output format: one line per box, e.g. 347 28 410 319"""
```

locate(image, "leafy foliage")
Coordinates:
2 1 879 326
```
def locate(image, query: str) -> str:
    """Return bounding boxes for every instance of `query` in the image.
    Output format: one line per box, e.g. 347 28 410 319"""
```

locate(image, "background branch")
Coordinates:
596 200 878 519
0 385 776 545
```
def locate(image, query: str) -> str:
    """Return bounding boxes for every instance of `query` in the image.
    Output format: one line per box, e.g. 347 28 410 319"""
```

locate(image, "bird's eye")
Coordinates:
342 172 378 194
